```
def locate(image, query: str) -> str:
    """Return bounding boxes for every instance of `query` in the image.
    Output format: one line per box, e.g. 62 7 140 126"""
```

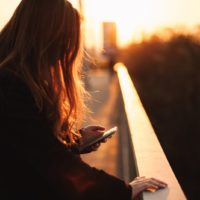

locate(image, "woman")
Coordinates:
0 0 167 199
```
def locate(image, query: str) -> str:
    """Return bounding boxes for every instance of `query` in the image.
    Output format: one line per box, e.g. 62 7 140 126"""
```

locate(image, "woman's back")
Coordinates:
0 68 57 199
0 68 132 200
0 1 167 199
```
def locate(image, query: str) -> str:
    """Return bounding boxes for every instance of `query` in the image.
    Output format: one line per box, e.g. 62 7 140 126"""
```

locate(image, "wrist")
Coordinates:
129 183 134 199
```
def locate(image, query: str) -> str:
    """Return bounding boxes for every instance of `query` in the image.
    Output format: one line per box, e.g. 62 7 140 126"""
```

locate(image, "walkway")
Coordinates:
81 69 121 178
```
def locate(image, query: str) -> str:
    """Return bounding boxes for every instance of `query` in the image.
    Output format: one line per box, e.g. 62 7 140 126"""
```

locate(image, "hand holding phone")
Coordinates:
76 126 118 153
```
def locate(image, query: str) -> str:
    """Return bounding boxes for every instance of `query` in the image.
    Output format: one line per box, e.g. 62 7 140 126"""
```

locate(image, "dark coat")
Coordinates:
0 68 131 200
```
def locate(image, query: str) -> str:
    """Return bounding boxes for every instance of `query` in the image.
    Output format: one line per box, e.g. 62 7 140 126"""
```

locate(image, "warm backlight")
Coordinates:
1 0 200 48
85 0 168 45
84 0 200 46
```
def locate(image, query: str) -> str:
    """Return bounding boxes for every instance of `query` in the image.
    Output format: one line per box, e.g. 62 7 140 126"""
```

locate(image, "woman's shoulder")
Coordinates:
0 67 21 95
0 66 36 113
0 66 21 84
0 66 29 95
0 67 18 101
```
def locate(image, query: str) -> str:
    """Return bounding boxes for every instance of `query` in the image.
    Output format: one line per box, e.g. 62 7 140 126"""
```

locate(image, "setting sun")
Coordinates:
83 0 200 47
1 0 200 47
84 0 167 45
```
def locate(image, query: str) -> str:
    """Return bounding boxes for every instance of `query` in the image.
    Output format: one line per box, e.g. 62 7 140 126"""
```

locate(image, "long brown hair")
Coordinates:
0 0 87 146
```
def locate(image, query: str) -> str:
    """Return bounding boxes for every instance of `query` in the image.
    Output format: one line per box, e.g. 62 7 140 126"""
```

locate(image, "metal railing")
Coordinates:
114 63 187 200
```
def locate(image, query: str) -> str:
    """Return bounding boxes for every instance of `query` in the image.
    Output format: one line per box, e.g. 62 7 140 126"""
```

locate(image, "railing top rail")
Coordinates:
115 62 187 200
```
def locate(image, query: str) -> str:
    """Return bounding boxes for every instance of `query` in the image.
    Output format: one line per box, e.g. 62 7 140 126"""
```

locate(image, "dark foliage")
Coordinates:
120 32 200 199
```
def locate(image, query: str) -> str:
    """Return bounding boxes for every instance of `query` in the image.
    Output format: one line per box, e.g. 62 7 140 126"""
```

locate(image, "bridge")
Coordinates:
81 63 187 200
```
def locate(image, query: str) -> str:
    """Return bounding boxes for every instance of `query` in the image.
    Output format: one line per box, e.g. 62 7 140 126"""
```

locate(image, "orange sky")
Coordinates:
83 0 200 47
1 0 200 47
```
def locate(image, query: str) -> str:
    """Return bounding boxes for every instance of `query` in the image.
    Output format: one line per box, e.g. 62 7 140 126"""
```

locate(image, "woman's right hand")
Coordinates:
78 125 105 154
129 176 167 199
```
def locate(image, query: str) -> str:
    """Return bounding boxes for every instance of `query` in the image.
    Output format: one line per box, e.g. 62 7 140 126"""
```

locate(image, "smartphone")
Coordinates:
76 126 118 153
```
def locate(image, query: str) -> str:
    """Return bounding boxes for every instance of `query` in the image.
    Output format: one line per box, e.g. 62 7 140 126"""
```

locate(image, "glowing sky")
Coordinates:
83 0 200 47
1 0 200 47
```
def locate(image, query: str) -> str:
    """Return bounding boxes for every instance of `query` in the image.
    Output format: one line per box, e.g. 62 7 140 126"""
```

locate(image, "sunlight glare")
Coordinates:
84 0 200 46
84 0 169 46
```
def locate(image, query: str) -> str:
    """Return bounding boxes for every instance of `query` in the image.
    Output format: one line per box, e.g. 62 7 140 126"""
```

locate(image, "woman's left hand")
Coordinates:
79 125 105 154
129 176 168 199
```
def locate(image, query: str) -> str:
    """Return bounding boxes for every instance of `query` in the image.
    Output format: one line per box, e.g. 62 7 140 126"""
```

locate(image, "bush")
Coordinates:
120 30 200 199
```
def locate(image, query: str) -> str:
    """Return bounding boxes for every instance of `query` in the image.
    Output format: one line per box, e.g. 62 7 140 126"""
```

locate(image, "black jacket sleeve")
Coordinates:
0 70 132 200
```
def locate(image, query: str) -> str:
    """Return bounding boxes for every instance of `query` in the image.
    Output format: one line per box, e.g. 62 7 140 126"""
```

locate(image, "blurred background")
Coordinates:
1 0 200 199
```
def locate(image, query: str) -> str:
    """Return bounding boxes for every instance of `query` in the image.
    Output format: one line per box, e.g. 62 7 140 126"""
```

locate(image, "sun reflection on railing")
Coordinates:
114 62 187 200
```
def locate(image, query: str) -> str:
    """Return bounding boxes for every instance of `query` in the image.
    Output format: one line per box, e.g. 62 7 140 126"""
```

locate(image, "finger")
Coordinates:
146 178 167 189
144 183 159 191
151 178 168 187
101 138 107 143
91 143 101 151
91 142 101 148
91 130 104 137
146 187 157 193
107 134 112 138
134 176 146 180
91 125 105 131
93 143 101 148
